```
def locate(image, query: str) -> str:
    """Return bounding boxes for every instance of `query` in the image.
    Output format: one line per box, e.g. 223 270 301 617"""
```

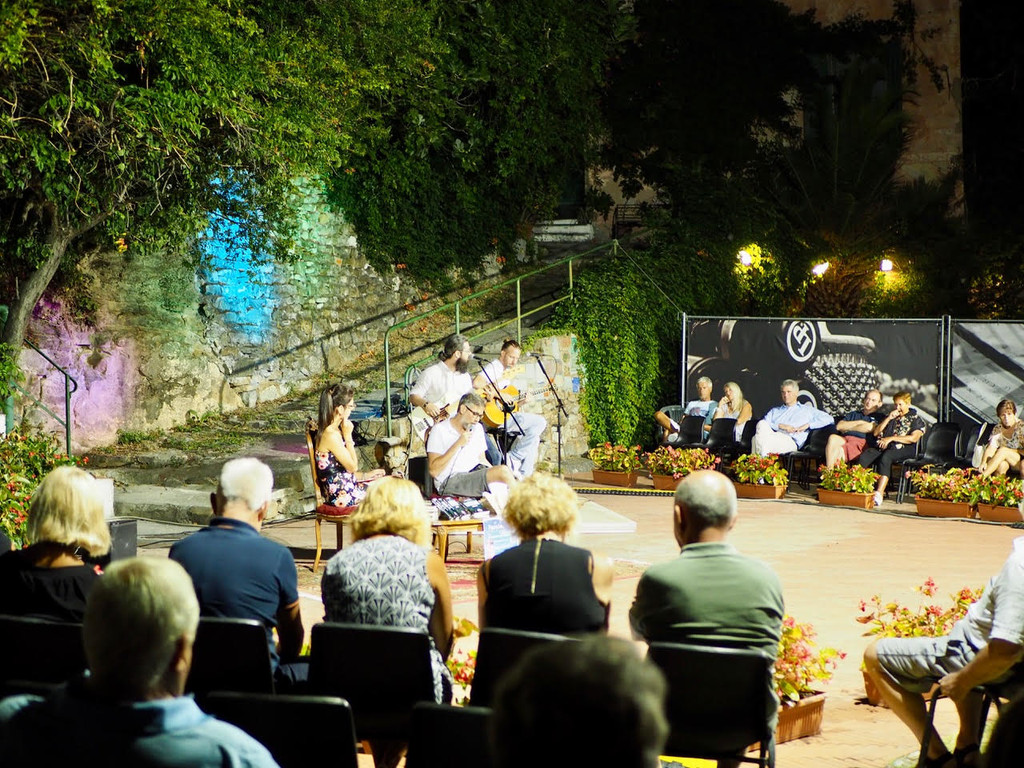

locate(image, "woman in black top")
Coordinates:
0 466 110 622
477 472 612 633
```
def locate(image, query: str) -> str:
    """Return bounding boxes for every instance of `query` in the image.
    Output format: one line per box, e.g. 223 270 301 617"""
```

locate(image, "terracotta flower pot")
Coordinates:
914 497 974 518
749 692 826 751
591 469 638 488
650 474 680 491
817 489 874 509
976 503 1022 523
734 482 787 500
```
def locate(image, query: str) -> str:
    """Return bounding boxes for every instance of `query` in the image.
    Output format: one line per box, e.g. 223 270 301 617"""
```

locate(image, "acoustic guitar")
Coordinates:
409 395 463 442
481 385 550 429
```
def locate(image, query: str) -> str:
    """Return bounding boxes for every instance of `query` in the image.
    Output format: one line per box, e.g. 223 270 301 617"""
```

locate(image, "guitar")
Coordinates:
481 385 551 429
409 395 463 442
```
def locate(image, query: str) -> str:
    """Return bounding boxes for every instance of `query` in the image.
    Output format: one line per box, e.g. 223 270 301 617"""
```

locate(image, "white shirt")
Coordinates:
426 418 488 486
410 361 472 408
480 359 510 390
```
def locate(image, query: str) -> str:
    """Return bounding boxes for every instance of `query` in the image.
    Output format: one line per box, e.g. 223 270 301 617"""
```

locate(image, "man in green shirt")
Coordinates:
629 470 784 658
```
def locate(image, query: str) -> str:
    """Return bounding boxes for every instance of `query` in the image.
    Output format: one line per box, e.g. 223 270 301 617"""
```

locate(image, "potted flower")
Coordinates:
588 443 643 487
644 446 719 490
967 473 1023 522
817 463 880 509
766 616 843 745
1 432 83 548
730 454 788 499
856 578 982 705
446 617 480 706
907 467 974 518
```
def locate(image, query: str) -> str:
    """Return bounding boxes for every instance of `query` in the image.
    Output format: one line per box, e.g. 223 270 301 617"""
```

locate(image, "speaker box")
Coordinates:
107 518 138 562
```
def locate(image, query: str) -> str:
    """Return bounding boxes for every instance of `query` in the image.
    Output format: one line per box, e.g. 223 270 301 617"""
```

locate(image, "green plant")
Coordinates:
588 443 643 473
964 473 1024 508
731 454 789 486
774 615 844 705
906 467 974 501
0 431 83 547
0 343 23 401
857 577 983 638
644 446 719 478
818 462 880 493
446 617 479 706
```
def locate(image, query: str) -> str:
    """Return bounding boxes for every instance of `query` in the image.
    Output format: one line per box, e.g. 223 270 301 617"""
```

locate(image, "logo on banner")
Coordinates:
786 321 817 362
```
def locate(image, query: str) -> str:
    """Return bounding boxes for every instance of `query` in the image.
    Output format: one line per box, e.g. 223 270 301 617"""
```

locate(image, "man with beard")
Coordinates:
410 334 476 422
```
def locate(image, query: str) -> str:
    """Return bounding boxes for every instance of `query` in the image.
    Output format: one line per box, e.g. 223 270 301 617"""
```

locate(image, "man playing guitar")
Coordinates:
472 339 547 478
409 334 475 438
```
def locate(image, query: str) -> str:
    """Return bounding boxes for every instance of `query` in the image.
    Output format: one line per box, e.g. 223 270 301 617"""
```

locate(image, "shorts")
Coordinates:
435 466 490 498
873 625 981 693
843 436 868 462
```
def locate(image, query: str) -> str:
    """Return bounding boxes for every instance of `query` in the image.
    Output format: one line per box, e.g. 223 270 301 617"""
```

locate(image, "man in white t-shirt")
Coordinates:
427 392 515 497
409 334 475 419
472 339 547 476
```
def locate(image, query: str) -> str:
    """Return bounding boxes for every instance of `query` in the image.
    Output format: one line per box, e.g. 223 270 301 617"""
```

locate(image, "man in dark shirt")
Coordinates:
169 457 306 689
825 389 884 468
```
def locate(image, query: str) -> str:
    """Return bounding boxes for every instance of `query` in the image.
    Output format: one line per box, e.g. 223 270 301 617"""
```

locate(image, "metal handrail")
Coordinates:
15 339 78 453
383 240 621 435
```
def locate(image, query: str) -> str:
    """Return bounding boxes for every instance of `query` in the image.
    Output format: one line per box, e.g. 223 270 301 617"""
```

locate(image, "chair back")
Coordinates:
801 425 837 456
920 421 961 462
406 702 494 768
187 617 275 698
407 454 434 497
676 414 707 445
469 627 576 707
655 406 686 445
305 419 328 508
309 622 436 740
702 418 739 455
739 418 759 455
647 642 775 767
204 692 359 768
0 615 86 685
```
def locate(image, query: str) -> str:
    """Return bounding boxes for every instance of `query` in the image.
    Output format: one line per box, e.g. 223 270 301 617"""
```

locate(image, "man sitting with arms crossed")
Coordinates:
0 557 278 767
751 378 834 456
863 537 1024 768
472 338 547 477
170 458 306 691
427 392 515 499
824 388 884 468
655 376 717 443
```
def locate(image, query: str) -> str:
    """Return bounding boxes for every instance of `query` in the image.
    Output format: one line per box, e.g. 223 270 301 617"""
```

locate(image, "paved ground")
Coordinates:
136 476 1021 768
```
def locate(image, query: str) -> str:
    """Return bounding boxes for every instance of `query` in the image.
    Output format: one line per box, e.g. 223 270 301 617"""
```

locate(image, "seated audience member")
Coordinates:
0 466 110 622
169 458 307 690
712 381 753 441
491 635 669 768
863 537 1024 768
0 557 278 767
978 398 1024 477
656 376 717 443
427 391 515 497
477 472 612 634
825 389 884 468
322 477 453 704
857 391 926 508
629 470 784 659
315 382 386 507
751 379 834 457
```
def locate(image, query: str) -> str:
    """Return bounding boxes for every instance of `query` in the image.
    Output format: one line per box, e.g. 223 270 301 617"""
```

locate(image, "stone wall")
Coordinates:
16 181 501 450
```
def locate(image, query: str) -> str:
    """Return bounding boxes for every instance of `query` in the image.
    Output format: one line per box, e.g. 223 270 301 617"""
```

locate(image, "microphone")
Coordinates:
476 357 493 366
528 352 542 359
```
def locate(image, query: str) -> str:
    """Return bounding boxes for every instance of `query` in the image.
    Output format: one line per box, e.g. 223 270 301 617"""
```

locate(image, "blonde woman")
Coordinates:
979 399 1024 477
321 477 453 703
315 382 386 507
0 466 111 621
712 381 753 441
478 473 613 633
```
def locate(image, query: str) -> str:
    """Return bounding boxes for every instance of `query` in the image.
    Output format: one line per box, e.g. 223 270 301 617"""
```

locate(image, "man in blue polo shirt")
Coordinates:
169 457 306 690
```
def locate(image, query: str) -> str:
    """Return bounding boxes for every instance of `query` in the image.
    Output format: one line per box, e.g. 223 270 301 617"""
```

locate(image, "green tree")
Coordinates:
327 0 624 282
0 0 437 349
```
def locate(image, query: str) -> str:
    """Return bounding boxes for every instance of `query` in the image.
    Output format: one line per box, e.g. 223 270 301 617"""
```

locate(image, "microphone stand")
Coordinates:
476 359 524 464
530 353 567 477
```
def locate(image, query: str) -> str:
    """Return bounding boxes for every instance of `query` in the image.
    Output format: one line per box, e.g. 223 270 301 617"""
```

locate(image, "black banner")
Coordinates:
685 318 942 422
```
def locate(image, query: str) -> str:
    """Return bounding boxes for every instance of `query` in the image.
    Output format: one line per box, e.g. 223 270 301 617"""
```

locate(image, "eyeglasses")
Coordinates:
463 407 484 418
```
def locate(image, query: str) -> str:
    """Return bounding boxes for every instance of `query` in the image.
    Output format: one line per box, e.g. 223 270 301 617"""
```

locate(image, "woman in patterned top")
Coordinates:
315 382 385 508
857 391 927 508
979 398 1024 477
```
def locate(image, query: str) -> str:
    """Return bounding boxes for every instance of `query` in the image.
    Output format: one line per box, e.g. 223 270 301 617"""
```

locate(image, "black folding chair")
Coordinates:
647 642 776 768
896 422 961 503
406 702 494 768
469 627 576 707
0 615 87 686
784 426 838 489
309 622 435 741
187 617 275 699
204 692 359 768
696 417 740 460
658 409 705 446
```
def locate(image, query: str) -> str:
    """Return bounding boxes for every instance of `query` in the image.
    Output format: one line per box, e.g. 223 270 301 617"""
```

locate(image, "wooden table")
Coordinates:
432 517 484 561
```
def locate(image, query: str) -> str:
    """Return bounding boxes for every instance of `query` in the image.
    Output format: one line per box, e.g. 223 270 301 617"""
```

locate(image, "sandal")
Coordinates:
954 743 980 768
923 752 955 768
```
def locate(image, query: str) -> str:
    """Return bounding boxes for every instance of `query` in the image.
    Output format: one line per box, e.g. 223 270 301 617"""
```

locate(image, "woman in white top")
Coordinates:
712 381 753 441
979 398 1024 477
